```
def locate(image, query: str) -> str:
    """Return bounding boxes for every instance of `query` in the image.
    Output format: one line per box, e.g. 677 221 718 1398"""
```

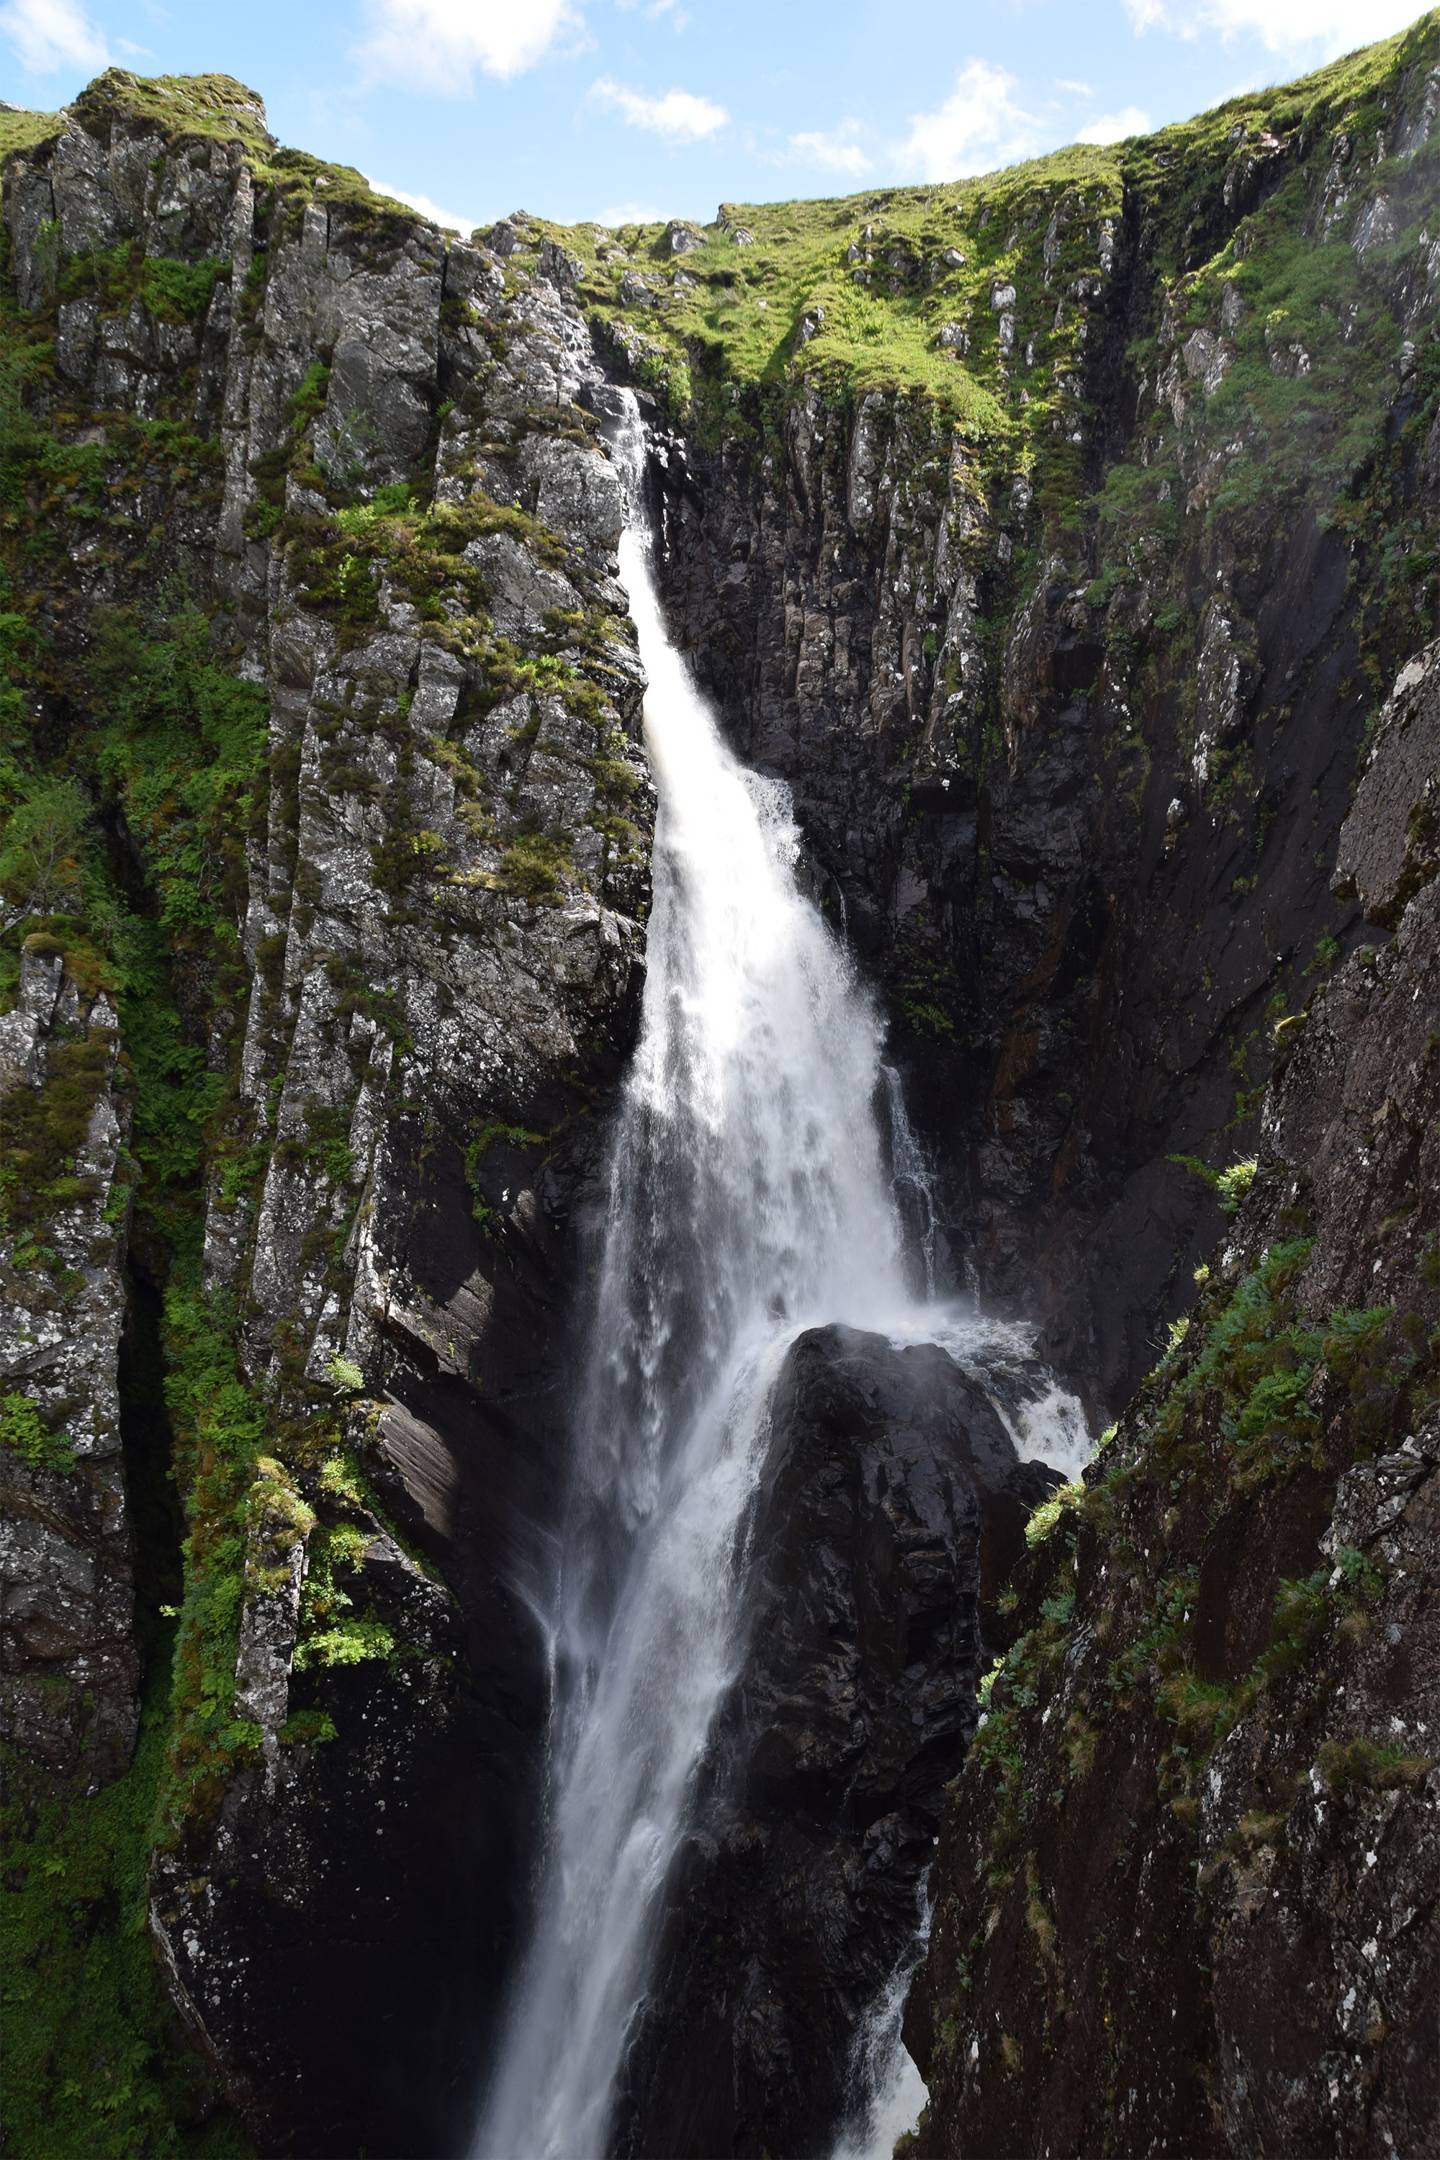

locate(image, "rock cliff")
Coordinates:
2 69 650 2156
906 640 1438 2159
615 1325 1057 2160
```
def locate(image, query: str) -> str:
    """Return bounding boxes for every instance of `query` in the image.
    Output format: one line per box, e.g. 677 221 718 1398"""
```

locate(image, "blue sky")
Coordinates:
1 0 1433 231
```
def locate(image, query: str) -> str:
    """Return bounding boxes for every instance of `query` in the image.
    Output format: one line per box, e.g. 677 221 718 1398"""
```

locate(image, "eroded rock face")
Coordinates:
0 943 135 1787
615 1325 1056 2160
907 646 1440 2158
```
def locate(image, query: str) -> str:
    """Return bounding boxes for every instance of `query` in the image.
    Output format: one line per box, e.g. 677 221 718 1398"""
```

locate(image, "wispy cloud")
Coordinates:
355 0 581 92
897 59 1042 182
0 0 108 73
367 176 479 233
782 118 873 178
590 74 727 140
1124 0 1425 59
1055 76 1095 97
615 0 690 25
1076 103 1152 143
593 199 667 224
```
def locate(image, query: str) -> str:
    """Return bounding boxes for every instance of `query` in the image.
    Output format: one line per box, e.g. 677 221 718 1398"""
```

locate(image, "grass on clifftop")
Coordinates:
491 7 1440 488
0 109 58 157
537 140 1126 462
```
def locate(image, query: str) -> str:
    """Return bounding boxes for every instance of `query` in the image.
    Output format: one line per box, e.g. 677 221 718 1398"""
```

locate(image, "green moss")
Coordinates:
139 257 225 324
69 70 271 155
157 1279 271 1836
1315 1735 1433 1792
1024 1479 1085 1547
0 1024 112 1231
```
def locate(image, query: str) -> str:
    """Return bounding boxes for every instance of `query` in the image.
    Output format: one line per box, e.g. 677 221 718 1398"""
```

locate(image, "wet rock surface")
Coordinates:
616 1324 1056 2160
907 646 1440 2158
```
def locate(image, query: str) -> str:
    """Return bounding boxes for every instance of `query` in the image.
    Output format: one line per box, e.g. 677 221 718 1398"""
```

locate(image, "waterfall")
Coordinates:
473 392 1086 2160
882 1061 941 1300
831 1888 933 2160
472 391 915 2160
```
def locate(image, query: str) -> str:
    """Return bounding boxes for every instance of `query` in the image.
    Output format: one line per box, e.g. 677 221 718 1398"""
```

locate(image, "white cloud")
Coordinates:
593 199 666 223
1056 76 1095 97
784 118 873 177
0 0 108 73
1124 0 1427 59
1077 103 1152 142
897 59 1042 182
367 176 479 232
356 0 580 91
590 74 727 140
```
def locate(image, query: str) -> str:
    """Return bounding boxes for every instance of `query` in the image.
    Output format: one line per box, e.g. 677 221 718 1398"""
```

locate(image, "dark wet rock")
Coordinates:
907 642 1440 2160
616 1324 1056 2160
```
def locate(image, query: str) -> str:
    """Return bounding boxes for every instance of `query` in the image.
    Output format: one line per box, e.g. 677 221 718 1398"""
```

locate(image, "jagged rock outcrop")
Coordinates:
615 1325 1057 2160
0 939 135 1786
907 642 1440 2156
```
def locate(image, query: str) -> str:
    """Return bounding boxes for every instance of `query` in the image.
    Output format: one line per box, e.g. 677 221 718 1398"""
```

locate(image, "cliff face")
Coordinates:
633 19 1440 1413
1 20 1438 2160
907 646 1439 2158
1 72 650 2156
615 1327 1058 2160
0 942 134 1785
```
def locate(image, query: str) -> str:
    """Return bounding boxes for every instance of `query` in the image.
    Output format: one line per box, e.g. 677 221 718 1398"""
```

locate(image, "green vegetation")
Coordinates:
0 1653 253 2160
524 142 1125 502
0 108 59 158
0 1019 113 1230
495 829 574 905
0 1389 74 1473
1024 1478 1084 1547
1168 1152 1258 1215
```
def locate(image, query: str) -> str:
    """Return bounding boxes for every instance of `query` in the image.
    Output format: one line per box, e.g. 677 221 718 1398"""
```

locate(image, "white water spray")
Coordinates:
473 392 1087 2160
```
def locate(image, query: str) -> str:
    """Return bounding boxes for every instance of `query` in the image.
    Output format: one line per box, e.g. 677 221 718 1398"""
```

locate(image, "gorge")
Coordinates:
1 20 1438 2160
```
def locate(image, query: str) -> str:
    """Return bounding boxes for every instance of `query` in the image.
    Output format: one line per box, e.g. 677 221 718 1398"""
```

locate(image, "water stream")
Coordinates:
472 391 1082 2160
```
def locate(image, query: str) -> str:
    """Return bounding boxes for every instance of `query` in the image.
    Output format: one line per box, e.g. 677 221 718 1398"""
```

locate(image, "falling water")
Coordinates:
831 1889 932 2160
472 391 913 2160
882 1062 941 1300
474 392 1087 2160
